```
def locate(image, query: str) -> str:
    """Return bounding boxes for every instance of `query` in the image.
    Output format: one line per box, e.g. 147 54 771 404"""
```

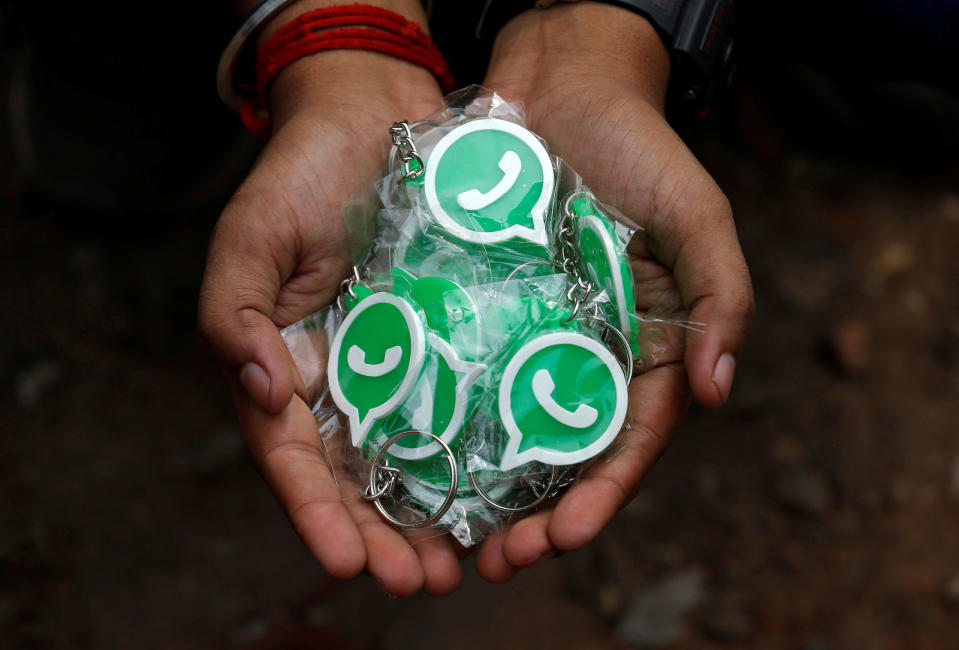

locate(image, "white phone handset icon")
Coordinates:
456 150 522 211
531 369 599 429
347 344 402 377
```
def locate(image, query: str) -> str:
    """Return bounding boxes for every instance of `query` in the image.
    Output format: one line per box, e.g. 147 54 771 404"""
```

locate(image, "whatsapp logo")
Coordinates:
498 332 628 470
577 212 636 341
328 293 426 446
380 333 486 461
424 118 555 247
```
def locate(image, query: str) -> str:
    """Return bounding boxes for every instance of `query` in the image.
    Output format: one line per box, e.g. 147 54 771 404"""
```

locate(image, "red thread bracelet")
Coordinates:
242 4 454 137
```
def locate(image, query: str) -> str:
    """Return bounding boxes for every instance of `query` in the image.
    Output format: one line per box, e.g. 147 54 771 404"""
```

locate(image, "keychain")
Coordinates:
565 192 643 357
293 91 653 544
423 118 555 249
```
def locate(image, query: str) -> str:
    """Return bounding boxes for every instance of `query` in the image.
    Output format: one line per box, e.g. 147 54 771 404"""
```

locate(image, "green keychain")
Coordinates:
327 291 427 446
315 107 645 538
498 329 629 470
423 118 556 248
567 192 643 358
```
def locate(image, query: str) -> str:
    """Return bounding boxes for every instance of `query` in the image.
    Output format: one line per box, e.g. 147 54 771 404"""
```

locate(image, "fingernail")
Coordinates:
239 362 271 410
711 353 736 405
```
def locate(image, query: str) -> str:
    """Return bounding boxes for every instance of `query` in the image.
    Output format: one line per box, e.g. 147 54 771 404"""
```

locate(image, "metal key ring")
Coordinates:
562 190 590 221
501 260 553 289
596 319 634 384
468 464 559 513
366 430 458 529
336 265 363 313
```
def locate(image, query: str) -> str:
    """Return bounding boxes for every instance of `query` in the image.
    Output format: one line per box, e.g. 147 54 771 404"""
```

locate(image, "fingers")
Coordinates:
475 510 557 582
235 389 367 579
347 508 425 597
654 183 751 408
407 531 463 596
236 384 474 596
502 510 555 566
628 124 754 408
667 195 753 408
475 530 518 583
475 364 689 579
199 200 298 414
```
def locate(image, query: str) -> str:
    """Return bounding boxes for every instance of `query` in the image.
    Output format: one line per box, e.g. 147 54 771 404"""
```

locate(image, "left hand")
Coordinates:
200 41 465 596
475 3 755 581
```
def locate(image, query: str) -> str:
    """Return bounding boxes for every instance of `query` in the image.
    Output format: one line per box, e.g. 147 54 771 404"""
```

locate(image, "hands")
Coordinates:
201 0 752 597
199 45 470 595
474 3 754 581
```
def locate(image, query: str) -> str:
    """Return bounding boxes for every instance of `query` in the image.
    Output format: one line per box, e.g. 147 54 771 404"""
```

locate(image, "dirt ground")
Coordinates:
2 31 958 650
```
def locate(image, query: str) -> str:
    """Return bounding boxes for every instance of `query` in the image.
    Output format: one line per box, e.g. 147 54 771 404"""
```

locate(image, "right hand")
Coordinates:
198 50 465 596
473 3 755 581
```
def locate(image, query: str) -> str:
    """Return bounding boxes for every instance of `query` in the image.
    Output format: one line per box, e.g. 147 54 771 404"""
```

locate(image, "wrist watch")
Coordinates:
523 0 736 121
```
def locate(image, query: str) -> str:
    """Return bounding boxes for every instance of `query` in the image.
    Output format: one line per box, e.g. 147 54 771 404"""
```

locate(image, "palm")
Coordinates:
233 111 397 328
523 90 693 318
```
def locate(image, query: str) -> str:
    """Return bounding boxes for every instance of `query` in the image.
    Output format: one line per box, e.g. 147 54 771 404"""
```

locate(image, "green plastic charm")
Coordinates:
327 292 426 446
370 332 485 461
392 268 483 360
424 118 555 247
498 330 628 470
569 194 642 357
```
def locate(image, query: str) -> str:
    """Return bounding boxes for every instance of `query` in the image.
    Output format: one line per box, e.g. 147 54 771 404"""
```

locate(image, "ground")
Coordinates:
1 64 958 648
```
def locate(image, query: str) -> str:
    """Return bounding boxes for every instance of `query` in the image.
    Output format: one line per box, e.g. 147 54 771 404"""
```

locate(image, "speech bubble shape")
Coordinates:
424 118 554 247
577 212 637 340
328 293 426 446
498 331 627 470
384 333 486 461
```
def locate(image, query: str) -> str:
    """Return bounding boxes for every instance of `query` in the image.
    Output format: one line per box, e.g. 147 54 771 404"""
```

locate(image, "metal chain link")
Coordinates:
362 464 403 501
336 265 363 313
558 194 635 380
555 196 597 323
389 121 425 182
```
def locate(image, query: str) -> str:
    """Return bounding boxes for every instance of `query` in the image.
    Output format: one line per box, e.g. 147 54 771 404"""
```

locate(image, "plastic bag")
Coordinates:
280 87 679 546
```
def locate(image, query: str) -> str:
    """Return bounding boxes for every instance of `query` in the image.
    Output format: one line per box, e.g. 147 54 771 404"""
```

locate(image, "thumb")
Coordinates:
650 187 754 408
199 210 297 414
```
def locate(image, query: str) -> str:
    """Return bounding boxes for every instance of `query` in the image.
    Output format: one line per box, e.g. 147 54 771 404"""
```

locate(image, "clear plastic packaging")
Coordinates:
280 87 685 546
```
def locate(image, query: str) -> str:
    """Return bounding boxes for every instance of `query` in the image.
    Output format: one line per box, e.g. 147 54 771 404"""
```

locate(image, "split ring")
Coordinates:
468 464 559 513
366 430 458 528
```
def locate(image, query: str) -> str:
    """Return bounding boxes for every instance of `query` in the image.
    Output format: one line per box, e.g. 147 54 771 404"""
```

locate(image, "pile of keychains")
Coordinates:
289 92 644 544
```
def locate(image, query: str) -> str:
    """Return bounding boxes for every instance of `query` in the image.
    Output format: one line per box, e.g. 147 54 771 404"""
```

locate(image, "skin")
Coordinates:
199 1 754 595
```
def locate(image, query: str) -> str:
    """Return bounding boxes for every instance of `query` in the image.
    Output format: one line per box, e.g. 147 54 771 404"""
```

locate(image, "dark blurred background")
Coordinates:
1 2 957 648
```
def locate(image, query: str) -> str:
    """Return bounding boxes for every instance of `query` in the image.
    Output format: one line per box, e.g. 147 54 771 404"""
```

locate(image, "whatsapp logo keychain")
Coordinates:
424 118 555 247
321 114 645 534
498 330 628 470
371 333 485 460
327 292 426 445
329 282 466 528
566 192 642 356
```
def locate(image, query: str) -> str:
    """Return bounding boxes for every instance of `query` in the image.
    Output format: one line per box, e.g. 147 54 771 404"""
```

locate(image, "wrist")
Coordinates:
485 2 670 114
269 50 442 129
251 1 442 130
